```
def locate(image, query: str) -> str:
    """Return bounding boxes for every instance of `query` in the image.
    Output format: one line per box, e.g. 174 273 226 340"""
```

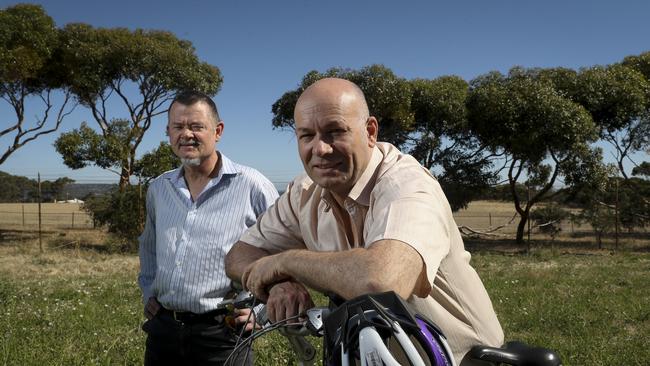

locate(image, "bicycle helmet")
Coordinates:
322 291 456 366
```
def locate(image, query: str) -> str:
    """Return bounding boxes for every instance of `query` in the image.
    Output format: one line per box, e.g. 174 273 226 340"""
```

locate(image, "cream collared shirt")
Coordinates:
240 142 504 363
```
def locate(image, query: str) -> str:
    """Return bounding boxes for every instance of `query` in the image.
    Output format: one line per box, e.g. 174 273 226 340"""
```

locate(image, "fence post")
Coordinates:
22 204 25 228
72 212 75 229
615 179 620 250
38 173 43 253
489 213 492 227
527 186 531 254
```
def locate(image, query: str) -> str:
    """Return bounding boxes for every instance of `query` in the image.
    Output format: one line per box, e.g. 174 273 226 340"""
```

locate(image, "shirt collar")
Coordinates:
167 151 240 188
320 146 382 208
347 146 382 206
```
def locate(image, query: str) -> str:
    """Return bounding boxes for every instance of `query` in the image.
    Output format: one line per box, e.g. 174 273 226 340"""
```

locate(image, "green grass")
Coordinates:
477 251 650 366
0 272 144 365
1 246 648 365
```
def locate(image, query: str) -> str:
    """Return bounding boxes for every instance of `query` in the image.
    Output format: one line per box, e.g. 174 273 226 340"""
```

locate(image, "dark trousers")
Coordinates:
142 311 253 366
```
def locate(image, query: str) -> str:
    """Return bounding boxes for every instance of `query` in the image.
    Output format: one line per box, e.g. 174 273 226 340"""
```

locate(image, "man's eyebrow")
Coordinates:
322 120 350 129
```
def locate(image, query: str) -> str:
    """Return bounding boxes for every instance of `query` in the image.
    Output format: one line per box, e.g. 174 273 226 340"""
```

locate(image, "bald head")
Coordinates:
294 78 370 126
293 77 378 196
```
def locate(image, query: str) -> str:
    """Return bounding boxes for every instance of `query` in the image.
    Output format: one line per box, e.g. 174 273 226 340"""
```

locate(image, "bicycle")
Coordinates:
223 290 562 366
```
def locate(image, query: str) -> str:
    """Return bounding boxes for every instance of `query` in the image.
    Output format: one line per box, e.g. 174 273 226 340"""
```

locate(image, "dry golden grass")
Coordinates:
456 200 518 215
453 200 602 236
0 202 85 213
453 200 520 233
0 229 138 280
0 202 92 229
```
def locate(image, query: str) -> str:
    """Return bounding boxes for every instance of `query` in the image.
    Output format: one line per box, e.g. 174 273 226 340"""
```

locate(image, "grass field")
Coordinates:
1 229 649 365
0 203 93 230
0 200 614 236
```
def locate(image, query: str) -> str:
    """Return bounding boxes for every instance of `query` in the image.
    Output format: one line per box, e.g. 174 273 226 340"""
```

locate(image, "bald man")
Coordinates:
225 78 503 364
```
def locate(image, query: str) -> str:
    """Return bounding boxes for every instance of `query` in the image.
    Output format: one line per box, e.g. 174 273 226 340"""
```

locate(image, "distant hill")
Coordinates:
63 183 115 200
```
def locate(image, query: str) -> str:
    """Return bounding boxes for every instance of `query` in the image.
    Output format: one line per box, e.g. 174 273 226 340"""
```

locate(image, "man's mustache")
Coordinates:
179 139 200 147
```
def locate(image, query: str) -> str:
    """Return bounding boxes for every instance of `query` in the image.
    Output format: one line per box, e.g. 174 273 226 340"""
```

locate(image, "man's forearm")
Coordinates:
225 241 271 282
276 242 425 300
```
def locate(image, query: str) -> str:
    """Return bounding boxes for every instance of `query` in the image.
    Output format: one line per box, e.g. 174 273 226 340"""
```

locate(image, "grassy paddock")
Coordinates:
1 231 649 365
0 203 93 229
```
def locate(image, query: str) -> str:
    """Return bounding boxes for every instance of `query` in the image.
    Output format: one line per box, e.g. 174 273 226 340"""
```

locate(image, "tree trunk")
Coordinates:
516 212 528 245
118 166 130 191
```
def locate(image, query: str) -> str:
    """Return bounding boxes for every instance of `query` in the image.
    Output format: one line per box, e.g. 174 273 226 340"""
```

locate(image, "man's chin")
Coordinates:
181 157 202 167
310 174 348 191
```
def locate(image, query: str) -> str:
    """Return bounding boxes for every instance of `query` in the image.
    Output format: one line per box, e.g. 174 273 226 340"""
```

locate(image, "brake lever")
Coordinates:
216 291 256 310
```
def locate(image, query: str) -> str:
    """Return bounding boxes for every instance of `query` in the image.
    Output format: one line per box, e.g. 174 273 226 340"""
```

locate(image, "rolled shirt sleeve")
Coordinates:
365 164 452 294
240 179 307 253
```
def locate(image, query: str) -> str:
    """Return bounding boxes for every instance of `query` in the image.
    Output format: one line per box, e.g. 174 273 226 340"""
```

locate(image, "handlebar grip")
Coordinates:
255 305 270 327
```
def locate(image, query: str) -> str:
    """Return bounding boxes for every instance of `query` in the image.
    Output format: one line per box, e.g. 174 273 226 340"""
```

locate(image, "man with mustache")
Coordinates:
225 78 503 364
138 91 278 365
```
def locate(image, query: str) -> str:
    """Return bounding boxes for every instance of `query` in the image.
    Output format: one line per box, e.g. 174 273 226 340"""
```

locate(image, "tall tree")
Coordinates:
272 65 414 146
524 64 649 179
467 67 605 244
272 66 497 210
133 141 180 184
619 52 650 178
572 64 647 179
0 4 76 166
632 161 650 178
54 24 222 189
409 77 498 210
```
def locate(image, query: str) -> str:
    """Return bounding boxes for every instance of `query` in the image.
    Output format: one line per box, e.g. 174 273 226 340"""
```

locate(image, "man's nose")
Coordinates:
313 138 333 156
180 127 194 139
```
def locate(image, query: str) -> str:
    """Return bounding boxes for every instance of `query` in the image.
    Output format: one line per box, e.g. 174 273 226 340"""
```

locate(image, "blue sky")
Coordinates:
1 0 649 188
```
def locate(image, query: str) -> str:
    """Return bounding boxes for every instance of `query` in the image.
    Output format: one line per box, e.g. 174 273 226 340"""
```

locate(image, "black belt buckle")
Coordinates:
172 310 184 323
168 308 226 324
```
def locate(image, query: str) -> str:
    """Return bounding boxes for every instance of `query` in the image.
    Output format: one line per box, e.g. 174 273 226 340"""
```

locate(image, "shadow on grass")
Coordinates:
0 227 134 255
568 230 650 240
47 236 130 255
464 236 650 254
0 229 41 244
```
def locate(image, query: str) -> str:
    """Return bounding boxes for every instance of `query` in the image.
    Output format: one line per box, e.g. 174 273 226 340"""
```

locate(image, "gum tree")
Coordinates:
271 66 496 210
409 77 498 210
0 4 76 165
467 67 605 244
54 24 222 189
536 64 649 179
271 65 414 146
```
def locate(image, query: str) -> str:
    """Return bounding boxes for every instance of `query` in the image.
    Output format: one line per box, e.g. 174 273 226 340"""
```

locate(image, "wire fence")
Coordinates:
0 209 94 230
1 206 648 249
0 209 621 234
453 213 595 235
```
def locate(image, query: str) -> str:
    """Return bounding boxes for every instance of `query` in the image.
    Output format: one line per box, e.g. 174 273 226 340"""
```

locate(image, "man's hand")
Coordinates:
233 308 262 331
144 297 161 320
266 281 314 324
241 254 291 301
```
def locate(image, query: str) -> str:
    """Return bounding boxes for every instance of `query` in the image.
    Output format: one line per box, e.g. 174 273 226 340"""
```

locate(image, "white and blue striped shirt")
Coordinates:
137 153 279 314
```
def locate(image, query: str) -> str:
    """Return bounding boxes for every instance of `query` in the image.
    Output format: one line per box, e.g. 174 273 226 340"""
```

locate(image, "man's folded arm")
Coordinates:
243 239 428 301
225 241 271 284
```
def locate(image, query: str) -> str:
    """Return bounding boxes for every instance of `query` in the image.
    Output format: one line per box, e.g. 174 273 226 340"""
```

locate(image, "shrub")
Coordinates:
530 204 570 239
82 185 145 252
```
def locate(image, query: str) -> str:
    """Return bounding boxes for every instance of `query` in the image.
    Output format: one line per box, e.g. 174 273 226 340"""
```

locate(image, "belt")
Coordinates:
159 307 229 325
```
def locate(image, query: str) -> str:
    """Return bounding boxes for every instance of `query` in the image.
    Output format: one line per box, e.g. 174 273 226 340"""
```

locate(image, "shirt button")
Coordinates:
176 261 181 267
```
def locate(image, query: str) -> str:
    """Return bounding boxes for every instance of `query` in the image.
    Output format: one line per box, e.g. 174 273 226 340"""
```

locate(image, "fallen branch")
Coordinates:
457 213 518 237
458 225 506 237
596 200 650 219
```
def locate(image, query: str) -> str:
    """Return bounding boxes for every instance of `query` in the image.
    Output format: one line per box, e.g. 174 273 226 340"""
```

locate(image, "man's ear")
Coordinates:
366 116 378 147
215 121 225 141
